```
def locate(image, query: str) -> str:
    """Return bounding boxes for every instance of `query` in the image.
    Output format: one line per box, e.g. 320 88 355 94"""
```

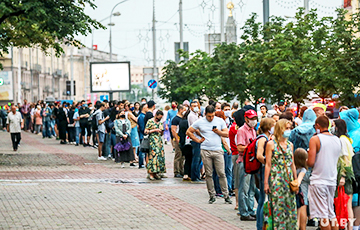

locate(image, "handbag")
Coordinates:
279 142 299 193
140 135 150 153
114 137 131 152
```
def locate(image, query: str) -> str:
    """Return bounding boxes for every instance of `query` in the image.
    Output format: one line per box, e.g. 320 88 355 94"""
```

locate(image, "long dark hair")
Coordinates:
334 119 348 138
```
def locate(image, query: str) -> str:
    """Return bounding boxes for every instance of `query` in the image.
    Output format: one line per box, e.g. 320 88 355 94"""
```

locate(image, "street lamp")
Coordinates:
109 0 130 62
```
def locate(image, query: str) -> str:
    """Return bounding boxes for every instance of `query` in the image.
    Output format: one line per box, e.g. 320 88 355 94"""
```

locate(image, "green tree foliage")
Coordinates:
160 8 360 107
0 0 105 64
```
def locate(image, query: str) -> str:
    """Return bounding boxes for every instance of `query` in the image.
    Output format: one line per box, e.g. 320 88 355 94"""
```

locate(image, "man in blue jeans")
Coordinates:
236 110 258 221
137 103 148 168
187 101 202 182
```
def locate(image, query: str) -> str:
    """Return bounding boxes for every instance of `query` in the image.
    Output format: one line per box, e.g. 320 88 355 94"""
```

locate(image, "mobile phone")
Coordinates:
212 126 217 130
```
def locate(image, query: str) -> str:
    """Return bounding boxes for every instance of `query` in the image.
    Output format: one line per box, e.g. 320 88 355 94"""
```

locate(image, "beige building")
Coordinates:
0 46 117 104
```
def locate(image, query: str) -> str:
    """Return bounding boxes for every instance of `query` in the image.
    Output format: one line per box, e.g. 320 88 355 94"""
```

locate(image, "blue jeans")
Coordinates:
256 166 265 230
50 120 56 137
191 142 202 181
138 137 145 167
75 127 81 145
42 120 51 138
110 133 117 158
238 162 256 217
102 133 111 157
213 151 233 193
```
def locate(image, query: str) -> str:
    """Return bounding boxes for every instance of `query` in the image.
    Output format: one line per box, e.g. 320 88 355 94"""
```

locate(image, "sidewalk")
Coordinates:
0 131 255 229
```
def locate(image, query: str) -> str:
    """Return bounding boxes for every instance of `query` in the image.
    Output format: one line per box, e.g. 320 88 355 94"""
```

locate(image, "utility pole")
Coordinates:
304 0 309 14
70 47 74 101
51 49 54 98
17 49 21 103
37 48 40 101
83 49 87 99
179 0 184 52
220 0 225 42
263 0 270 26
152 0 157 100
30 49 33 102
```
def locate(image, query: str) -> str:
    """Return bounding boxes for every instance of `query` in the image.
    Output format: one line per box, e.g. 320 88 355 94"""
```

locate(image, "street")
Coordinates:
0 131 253 230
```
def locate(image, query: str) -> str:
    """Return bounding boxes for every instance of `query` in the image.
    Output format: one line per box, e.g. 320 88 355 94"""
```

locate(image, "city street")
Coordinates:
0 131 252 230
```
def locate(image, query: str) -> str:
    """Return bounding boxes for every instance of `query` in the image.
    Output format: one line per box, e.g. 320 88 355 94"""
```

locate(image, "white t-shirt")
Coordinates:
6 112 23 133
191 116 227 151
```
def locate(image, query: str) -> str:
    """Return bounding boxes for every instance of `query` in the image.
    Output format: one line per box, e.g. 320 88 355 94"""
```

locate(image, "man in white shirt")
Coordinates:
7 105 24 151
308 115 341 230
187 105 232 204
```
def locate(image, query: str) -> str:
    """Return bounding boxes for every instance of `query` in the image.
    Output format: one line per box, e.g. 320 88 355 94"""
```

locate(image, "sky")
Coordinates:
77 0 343 66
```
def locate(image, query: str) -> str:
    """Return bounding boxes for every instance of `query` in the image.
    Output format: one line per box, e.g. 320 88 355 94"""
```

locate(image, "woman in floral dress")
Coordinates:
264 119 297 230
145 110 166 180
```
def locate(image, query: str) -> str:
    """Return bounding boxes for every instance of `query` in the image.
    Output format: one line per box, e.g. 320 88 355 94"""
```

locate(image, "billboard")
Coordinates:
0 71 13 101
90 62 131 93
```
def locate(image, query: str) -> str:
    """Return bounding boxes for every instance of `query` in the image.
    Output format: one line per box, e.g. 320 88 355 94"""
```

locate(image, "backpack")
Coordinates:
243 136 267 174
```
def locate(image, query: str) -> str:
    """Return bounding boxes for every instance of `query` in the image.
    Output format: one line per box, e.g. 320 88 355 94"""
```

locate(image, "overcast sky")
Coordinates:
77 0 343 66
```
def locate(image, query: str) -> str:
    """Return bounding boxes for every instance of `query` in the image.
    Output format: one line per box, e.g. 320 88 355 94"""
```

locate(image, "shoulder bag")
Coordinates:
140 135 150 153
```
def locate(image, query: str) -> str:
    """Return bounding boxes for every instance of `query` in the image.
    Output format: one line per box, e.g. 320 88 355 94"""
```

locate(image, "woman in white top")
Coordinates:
294 106 308 127
333 119 355 230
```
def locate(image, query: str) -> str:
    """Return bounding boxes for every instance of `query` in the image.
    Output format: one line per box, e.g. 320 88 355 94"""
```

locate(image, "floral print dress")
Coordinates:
145 119 166 174
269 140 297 230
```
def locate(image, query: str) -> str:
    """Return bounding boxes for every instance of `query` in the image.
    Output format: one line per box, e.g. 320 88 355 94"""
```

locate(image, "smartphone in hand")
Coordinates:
212 126 217 130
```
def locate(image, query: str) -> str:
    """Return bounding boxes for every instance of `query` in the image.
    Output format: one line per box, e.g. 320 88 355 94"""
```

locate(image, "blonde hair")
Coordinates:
294 148 308 170
164 105 170 111
274 119 292 141
257 118 274 135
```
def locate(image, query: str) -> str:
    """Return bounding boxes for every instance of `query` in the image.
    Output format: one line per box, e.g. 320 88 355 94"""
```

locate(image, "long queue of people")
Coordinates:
3 97 360 230
170 99 360 230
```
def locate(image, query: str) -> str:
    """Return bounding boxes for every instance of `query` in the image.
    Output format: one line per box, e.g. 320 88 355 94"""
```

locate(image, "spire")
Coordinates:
227 2 234 17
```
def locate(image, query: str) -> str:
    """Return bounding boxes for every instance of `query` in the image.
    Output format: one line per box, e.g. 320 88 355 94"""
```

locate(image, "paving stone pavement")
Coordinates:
0 131 310 229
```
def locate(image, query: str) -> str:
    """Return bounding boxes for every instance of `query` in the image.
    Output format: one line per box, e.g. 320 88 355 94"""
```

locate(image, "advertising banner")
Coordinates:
0 71 13 101
90 62 131 93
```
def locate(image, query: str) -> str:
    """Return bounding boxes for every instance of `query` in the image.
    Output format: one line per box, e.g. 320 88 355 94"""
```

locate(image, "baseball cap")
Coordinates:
147 100 156 108
278 100 285 106
244 109 257 118
183 100 190 107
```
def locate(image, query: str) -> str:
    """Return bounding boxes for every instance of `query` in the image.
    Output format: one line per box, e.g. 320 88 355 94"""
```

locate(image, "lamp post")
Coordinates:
108 0 129 101
90 11 120 103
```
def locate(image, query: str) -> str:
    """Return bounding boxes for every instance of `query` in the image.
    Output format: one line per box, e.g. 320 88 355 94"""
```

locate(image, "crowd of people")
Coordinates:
2 97 360 230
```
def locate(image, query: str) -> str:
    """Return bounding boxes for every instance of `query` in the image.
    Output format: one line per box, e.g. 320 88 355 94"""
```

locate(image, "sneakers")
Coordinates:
92 145 98 149
209 197 216 204
121 162 125 168
130 163 136 167
97 156 107 161
224 197 232 204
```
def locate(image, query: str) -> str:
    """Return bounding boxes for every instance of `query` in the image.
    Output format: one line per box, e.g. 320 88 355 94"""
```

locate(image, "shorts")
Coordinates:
97 131 105 143
232 155 240 189
308 184 336 220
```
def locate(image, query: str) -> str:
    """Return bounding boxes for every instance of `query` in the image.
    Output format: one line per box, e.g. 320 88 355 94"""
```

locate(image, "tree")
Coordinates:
158 59 191 102
0 0 104 67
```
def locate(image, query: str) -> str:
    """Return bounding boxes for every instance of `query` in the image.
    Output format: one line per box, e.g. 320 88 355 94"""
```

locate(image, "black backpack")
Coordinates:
89 111 98 130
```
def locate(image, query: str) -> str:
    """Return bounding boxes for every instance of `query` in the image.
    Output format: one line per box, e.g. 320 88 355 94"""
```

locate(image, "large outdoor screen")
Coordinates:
90 62 131 93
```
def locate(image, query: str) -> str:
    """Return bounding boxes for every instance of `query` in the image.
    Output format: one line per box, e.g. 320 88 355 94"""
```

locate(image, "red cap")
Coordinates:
245 109 257 118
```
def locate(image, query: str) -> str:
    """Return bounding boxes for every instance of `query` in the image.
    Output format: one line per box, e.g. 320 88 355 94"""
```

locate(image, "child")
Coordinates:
294 148 308 230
